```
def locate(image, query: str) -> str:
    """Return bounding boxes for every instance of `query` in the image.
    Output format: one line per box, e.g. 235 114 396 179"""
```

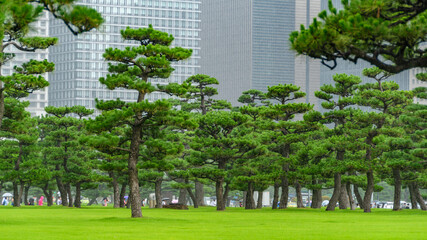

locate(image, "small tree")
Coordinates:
262 84 312 209
353 67 413 213
313 73 361 210
89 25 192 218
188 111 259 211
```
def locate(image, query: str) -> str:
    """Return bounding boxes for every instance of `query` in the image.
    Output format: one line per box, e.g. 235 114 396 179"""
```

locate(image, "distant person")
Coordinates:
2 197 8 206
103 197 108 207
38 196 44 206
29 198 35 206
57 197 62 205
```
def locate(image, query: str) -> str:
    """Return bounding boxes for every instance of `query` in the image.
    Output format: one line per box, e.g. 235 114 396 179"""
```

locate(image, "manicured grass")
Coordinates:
0 206 426 240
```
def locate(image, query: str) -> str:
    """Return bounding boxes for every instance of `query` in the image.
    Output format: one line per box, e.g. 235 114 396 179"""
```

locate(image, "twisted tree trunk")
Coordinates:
408 183 418 209
327 173 341 211
339 182 350 209
414 184 426 211
353 184 365 209
295 181 304 208
186 187 198 208
55 175 68 206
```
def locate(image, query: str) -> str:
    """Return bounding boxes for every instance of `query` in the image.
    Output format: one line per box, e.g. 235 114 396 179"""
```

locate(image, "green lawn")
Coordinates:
0 206 426 240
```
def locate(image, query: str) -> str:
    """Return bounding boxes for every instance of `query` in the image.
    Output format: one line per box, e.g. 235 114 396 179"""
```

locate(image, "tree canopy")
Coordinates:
290 0 427 73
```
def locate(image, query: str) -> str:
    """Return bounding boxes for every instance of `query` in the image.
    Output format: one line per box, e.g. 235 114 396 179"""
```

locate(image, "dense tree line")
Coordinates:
0 0 425 218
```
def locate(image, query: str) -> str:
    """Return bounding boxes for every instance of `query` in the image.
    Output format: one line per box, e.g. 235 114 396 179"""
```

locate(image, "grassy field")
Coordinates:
0 206 426 240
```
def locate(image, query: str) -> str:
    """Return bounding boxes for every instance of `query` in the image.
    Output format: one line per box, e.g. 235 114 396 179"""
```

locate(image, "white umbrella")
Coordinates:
2 193 12 197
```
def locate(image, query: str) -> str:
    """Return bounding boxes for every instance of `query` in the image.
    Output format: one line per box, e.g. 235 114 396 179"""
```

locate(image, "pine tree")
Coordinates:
88 25 191 218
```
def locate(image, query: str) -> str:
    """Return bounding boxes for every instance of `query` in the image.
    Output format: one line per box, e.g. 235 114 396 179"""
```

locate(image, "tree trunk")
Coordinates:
178 188 187 204
311 188 322 209
279 175 289 209
295 181 304 208
155 178 163 208
353 184 365 209
66 183 73 207
257 191 263 209
186 187 198 208
87 198 97 206
119 182 127 208
327 150 345 211
346 183 355 210
245 182 255 210
339 182 349 209
12 182 21 207
55 176 68 206
23 185 30 205
74 183 81 208
42 183 53 207
215 178 225 211
223 183 230 208
414 184 426 211
408 183 418 209
128 123 143 217
195 181 205 206
272 182 280 209
47 190 53 206
326 173 341 211
110 173 120 208
392 168 401 211
363 170 374 213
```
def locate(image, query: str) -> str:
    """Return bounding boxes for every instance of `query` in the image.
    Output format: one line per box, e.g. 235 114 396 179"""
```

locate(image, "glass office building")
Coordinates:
48 0 201 112
200 0 321 107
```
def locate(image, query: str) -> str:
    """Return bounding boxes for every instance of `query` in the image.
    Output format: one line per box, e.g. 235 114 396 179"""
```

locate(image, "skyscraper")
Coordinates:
199 0 321 106
2 11 50 117
48 0 201 111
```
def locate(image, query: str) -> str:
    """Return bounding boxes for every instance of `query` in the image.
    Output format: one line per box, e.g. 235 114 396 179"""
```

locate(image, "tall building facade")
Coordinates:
49 0 201 110
2 11 50 117
199 0 321 106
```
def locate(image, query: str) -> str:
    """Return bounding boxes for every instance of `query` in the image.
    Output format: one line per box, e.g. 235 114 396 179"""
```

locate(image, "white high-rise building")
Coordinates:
48 0 201 111
1 11 50 117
